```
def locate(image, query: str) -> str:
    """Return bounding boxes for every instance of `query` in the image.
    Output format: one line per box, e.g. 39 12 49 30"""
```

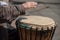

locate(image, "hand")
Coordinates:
22 2 38 9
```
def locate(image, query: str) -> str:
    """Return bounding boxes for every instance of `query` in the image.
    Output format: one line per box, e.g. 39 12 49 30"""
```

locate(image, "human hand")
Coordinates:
22 2 38 9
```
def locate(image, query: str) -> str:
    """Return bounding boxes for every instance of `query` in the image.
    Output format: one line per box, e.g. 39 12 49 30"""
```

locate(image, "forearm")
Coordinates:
15 5 25 15
0 4 25 23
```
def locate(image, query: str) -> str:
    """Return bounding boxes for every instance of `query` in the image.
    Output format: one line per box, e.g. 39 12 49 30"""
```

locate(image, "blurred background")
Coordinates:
1 0 60 40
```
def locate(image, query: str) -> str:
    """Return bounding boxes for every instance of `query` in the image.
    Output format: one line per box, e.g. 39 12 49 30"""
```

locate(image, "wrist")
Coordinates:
22 4 29 10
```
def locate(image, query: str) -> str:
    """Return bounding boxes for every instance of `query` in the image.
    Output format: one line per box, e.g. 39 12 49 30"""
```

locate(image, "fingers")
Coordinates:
26 2 38 8
22 2 38 9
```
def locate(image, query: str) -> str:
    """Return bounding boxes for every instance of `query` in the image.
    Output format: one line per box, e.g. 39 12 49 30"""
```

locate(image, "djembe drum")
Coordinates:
16 16 56 40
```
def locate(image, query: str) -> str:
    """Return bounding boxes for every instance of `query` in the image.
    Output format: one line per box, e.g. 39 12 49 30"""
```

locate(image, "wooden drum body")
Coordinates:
16 16 56 40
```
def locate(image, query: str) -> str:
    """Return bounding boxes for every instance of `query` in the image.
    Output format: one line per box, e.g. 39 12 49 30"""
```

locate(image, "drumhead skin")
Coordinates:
19 16 56 30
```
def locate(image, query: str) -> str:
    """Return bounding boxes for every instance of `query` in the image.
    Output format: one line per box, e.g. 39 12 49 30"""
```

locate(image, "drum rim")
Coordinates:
17 22 56 30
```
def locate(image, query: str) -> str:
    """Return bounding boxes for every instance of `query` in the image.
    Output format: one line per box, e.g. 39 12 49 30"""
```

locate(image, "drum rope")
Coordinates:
51 26 56 40
35 28 38 40
30 27 32 40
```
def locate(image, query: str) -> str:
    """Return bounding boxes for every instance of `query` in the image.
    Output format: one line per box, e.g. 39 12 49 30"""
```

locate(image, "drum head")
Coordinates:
19 16 56 30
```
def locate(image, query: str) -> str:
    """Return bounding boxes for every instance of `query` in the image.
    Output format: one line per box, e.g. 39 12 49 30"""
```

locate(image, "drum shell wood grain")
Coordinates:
17 25 56 40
